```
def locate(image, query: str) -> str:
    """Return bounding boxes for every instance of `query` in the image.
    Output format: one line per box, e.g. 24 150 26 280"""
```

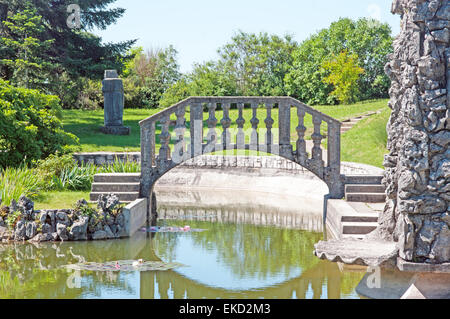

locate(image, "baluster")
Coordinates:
264 103 275 152
206 102 218 148
140 122 152 182
311 116 324 172
278 102 292 159
190 103 203 158
250 103 259 151
326 121 342 198
173 106 186 164
221 103 232 150
158 115 171 165
296 108 307 166
236 102 246 149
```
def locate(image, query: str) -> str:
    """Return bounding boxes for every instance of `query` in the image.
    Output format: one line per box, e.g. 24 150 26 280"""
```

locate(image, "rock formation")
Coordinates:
377 0 450 264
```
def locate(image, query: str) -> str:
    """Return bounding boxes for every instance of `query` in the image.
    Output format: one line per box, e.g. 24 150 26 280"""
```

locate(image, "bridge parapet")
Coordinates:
139 97 343 202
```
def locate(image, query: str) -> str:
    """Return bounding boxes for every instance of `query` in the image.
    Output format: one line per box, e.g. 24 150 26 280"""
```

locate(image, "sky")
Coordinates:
94 0 401 73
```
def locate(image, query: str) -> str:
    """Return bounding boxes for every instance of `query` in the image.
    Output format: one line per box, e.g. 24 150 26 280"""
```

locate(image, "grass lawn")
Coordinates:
62 99 389 153
34 191 91 210
341 107 391 168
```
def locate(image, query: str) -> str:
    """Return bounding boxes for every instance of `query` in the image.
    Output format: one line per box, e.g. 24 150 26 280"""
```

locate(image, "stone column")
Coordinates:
101 70 130 135
380 0 449 264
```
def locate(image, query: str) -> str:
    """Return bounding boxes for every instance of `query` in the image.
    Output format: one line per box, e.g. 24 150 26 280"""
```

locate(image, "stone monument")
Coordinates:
101 70 130 135
314 0 450 298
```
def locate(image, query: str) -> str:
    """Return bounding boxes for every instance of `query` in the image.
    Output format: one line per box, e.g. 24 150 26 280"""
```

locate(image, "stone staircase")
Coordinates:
341 111 381 134
344 175 386 203
90 173 140 203
326 200 380 240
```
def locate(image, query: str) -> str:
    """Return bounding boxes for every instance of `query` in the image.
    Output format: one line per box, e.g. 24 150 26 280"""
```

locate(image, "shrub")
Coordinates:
0 80 80 168
33 153 77 189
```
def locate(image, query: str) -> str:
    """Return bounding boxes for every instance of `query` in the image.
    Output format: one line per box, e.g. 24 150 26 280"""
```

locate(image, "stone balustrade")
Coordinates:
139 97 344 202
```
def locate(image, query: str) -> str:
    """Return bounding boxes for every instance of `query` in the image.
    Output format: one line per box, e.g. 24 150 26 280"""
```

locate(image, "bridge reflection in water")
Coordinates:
0 192 365 299
136 191 364 299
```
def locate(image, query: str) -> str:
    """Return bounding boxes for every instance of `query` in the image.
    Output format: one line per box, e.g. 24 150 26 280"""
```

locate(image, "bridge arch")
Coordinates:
138 97 344 212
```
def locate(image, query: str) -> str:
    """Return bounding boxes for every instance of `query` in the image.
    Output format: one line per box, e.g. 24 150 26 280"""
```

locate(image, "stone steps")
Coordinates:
326 200 380 240
91 182 140 193
346 192 386 203
342 221 379 235
344 174 386 203
344 175 383 185
90 174 141 203
345 184 385 193
93 173 140 183
340 111 380 134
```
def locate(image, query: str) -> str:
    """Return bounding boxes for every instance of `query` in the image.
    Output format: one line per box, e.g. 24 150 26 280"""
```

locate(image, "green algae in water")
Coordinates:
64 260 184 272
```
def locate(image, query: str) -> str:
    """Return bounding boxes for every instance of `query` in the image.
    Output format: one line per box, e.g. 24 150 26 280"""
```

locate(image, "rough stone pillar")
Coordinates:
101 70 130 135
379 0 450 264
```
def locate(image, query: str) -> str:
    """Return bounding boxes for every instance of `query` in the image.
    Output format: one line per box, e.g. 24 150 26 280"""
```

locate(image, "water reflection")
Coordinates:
0 207 365 299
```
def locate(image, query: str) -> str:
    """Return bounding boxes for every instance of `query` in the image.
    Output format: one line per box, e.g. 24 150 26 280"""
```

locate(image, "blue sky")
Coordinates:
94 0 400 73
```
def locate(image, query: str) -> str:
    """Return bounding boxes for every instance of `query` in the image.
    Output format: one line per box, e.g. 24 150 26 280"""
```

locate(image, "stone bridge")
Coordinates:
138 97 344 211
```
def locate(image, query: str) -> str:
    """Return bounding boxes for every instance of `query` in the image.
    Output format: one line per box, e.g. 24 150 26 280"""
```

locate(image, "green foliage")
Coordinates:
100 159 141 173
78 79 103 110
285 18 393 105
5 210 21 229
0 8 54 90
0 0 135 108
217 31 297 96
34 154 77 187
35 153 140 192
123 46 180 108
0 80 79 167
0 165 41 206
50 166 97 191
73 200 97 219
161 31 297 107
322 50 364 104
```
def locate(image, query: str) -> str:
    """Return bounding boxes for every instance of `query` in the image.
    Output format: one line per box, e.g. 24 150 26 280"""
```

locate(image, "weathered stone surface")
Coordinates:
30 233 53 243
14 221 26 241
56 211 71 227
98 193 120 213
92 230 107 240
101 70 130 135
430 225 450 263
376 0 450 264
25 222 37 239
18 195 34 213
57 223 69 241
103 225 115 239
70 216 89 241
41 223 51 234
314 238 398 268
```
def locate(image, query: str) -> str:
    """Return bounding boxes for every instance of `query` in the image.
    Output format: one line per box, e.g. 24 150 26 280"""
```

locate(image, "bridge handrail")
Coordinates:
138 96 344 199
139 96 341 127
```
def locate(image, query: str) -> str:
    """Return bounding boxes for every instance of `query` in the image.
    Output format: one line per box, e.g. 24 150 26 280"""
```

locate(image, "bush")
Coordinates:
0 80 80 168
34 153 78 190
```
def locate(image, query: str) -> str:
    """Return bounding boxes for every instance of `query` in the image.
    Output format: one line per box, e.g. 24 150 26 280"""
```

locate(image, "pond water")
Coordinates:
0 207 366 299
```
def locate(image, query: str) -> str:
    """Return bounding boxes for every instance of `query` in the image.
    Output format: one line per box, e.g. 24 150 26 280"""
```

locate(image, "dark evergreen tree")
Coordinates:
0 0 135 106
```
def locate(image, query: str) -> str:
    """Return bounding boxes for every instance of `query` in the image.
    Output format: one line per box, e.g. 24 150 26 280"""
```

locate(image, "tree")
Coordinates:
0 0 135 107
217 31 298 96
322 50 364 104
160 61 237 108
285 18 393 105
0 9 54 90
123 46 181 108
